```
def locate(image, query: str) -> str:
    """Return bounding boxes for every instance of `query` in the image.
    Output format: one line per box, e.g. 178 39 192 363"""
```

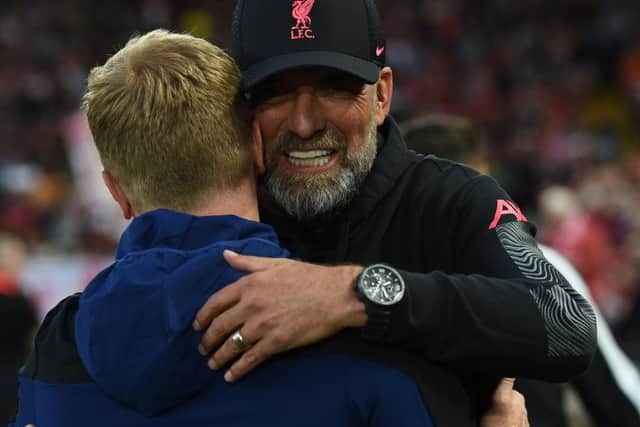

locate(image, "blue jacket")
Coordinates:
11 210 433 427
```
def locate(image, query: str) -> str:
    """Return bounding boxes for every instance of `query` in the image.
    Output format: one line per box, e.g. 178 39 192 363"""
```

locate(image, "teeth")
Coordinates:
288 150 332 159
288 155 331 168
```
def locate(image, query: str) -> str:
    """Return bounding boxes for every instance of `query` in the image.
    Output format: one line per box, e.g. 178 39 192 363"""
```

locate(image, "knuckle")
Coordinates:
244 274 260 288
254 313 277 333
492 395 509 408
252 317 268 333
203 295 220 312
270 330 289 347
205 323 226 342
198 303 220 325
262 316 278 331
208 324 223 339
214 344 230 359
195 308 211 326
213 346 232 364
243 351 259 367
246 293 268 312
245 295 261 312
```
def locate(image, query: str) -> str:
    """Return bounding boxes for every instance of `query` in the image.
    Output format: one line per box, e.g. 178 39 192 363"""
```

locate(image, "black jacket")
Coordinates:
260 117 598 423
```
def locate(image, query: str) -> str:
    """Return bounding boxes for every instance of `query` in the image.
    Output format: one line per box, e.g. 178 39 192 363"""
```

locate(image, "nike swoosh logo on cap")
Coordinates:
376 45 385 57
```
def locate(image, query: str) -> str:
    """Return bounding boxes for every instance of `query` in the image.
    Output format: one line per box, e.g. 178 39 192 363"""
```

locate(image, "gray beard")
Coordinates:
264 115 378 222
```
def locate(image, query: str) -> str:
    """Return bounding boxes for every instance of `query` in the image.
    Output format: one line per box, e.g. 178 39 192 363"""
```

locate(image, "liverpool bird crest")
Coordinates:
291 0 315 39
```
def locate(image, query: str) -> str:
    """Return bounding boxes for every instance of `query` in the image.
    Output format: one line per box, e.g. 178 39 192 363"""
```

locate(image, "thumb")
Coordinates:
223 250 283 272
493 378 516 403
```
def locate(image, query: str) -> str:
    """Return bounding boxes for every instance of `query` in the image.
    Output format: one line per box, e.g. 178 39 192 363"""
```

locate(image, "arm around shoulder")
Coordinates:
365 175 596 380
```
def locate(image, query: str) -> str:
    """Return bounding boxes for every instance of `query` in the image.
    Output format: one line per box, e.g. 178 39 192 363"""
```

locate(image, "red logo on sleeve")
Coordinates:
488 200 528 229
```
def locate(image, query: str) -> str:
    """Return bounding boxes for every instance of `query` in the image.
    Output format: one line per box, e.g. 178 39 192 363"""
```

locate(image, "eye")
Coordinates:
317 79 365 98
248 82 296 107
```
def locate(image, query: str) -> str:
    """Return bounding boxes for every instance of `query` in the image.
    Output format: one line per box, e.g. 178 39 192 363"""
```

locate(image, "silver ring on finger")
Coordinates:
231 329 250 352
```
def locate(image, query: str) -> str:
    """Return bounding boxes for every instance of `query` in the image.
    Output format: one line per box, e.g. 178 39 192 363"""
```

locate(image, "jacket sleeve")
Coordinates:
371 175 597 381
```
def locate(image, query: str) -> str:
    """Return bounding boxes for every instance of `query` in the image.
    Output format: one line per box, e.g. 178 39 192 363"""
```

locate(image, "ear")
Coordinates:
102 170 135 219
251 120 266 175
375 67 394 126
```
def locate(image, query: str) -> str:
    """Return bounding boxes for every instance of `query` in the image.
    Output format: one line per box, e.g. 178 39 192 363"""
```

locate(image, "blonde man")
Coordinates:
84 29 255 217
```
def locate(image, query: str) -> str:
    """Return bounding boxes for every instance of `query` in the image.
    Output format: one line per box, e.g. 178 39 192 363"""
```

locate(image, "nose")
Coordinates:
287 87 325 140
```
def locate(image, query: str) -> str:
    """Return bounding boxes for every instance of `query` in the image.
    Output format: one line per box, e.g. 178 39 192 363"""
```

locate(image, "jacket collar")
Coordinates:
116 209 279 259
344 116 421 224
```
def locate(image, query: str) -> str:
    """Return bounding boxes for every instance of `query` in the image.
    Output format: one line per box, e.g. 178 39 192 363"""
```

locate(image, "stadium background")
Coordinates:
0 1 639 425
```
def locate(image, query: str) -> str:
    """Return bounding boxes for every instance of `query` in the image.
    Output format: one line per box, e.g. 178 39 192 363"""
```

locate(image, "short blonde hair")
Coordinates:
83 30 251 213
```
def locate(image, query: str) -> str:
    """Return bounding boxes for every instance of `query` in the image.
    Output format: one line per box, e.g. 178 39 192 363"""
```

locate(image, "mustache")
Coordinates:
269 128 347 154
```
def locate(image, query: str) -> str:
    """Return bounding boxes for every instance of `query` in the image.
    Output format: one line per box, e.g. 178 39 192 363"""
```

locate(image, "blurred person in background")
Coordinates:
0 234 36 424
11 30 530 427
400 114 490 173
402 113 640 427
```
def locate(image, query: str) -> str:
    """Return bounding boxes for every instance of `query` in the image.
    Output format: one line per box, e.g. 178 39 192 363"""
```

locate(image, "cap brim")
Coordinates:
241 51 380 91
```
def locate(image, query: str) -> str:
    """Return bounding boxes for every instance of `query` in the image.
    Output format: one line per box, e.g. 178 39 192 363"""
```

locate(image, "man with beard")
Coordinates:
193 0 597 423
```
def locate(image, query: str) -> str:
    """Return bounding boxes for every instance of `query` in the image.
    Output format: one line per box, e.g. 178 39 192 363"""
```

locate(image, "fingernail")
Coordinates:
208 358 218 370
193 319 201 330
198 344 206 356
224 249 238 257
224 371 234 382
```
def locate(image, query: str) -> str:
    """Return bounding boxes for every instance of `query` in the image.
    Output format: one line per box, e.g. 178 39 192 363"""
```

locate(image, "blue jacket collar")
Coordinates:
116 209 278 259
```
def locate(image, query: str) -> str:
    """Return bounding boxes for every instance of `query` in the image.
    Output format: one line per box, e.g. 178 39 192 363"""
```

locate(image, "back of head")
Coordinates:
401 114 489 173
83 30 251 213
401 114 477 161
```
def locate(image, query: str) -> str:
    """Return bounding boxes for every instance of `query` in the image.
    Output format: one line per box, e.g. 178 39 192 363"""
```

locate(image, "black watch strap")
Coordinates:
354 274 393 341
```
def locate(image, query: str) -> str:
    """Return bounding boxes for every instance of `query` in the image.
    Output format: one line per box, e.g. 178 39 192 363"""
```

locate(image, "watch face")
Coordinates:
360 264 405 306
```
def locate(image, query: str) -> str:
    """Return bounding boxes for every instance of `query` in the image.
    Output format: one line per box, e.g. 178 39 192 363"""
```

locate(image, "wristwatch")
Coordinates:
354 264 405 340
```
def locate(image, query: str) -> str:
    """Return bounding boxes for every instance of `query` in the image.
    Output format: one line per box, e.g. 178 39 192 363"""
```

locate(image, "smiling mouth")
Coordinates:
286 149 335 167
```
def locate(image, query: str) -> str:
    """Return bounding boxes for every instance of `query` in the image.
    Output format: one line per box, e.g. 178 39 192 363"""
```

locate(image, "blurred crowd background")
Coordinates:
0 0 639 424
